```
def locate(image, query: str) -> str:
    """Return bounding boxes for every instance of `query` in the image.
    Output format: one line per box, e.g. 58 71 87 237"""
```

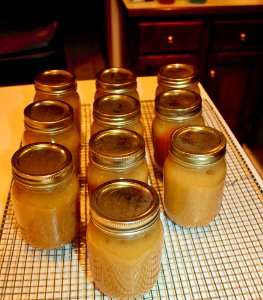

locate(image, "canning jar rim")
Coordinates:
90 179 160 236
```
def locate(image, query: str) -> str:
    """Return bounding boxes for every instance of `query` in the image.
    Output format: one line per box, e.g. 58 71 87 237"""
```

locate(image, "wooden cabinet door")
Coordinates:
205 51 263 142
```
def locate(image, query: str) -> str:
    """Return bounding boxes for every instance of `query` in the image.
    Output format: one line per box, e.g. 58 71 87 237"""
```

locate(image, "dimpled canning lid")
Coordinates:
157 63 199 88
11 142 73 188
34 69 77 94
89 128 145 169
93 94 141 126
155 89 202 120
170 126 226 165
24 100 73 132
95 68 137 93
90 179 160 236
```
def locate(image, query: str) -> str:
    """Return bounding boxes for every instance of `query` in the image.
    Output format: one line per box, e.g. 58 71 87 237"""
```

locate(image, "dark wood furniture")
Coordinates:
118 1 263 145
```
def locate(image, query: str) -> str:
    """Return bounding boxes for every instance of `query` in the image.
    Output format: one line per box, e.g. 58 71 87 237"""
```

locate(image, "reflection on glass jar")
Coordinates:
163 126 227 227
152 89 205 173
11 143 80 249
87 129 149 195
90 94 144 137
34 69 81 131
87 179 164 299
22 99 80 174
94 67 139 100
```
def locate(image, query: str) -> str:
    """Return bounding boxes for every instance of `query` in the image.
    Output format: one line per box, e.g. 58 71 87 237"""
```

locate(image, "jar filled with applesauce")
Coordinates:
163 126 227 227
90 94 144 137
152 89 205 173
156 63 200 96
94 67 139 100
87 128 148 195
11 143 80 249
34 69 81 131
22 100 80 174
87 179 164 299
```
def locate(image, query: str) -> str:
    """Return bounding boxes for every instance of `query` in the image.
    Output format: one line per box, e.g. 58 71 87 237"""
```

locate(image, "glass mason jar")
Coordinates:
34 69 81 131
94 67 139 100
90 94 144 137
152 89 205 173
11 143 80 249
87 128 149 195
156 63 201 96
163 126 227 227
87 179 164 299
22 100 80 174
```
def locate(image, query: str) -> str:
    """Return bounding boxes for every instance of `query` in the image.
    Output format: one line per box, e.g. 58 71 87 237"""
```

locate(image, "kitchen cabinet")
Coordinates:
117 1 263 144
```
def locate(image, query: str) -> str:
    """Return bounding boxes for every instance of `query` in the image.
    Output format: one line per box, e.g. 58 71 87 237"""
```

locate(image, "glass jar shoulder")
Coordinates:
87 159 149 194
94 90 140 101
90 120 144 137
164 155 227 186
87 219 163 260
22 126 80 149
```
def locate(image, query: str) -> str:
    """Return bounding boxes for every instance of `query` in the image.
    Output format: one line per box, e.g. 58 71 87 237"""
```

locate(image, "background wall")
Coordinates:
61 1 107 80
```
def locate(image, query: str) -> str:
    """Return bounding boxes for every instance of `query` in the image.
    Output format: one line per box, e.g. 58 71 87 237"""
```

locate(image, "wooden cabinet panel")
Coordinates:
205 51 262 142
211 20 263 51
122 7 263 144
138 21 202 54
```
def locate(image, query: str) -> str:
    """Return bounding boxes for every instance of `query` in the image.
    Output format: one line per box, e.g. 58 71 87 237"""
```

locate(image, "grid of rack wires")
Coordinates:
0 98 262 299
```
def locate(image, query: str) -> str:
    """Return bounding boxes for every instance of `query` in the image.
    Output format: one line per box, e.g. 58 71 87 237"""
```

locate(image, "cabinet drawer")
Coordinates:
138 21 202 54
211 20 263 51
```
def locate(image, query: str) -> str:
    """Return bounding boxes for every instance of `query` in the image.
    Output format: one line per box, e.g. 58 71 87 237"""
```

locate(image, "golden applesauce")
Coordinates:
90 94 144 137
11 143 80 249
34 69 81 131
87 179 164 299
87 129 149 194
152 89 205 172
163 126 227 227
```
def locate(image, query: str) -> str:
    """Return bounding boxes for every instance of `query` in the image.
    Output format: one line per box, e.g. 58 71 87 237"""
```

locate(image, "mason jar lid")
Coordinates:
34 69 77 94
90 179 160 236
12 142 73 189
89 129 145 169
95 68 137 93
93 94 141 126
169 126 227 165
157 63 199 88
155 89 202 120
24 100 74 133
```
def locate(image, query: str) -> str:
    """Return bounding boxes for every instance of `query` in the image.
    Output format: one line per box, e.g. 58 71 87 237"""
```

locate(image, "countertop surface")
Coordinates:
0 76 262 299
122 0 263 16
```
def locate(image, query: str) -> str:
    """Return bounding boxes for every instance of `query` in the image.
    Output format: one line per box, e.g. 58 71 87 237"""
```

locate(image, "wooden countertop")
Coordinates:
121 0 263 16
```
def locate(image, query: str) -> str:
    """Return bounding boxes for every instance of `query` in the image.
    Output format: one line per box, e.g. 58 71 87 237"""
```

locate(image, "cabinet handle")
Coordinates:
167 35 174 44
240 32 247 42
210 70 216 78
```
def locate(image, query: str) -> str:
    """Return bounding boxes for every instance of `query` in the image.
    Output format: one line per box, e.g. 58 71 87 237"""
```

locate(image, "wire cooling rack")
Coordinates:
0 99 262 300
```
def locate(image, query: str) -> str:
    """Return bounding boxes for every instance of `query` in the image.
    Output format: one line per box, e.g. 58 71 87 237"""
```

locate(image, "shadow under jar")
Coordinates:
11 143 80 249
163 126 227 227
22 99 80 174
87 179 164 299
87 128 149 195
152 89 205 173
